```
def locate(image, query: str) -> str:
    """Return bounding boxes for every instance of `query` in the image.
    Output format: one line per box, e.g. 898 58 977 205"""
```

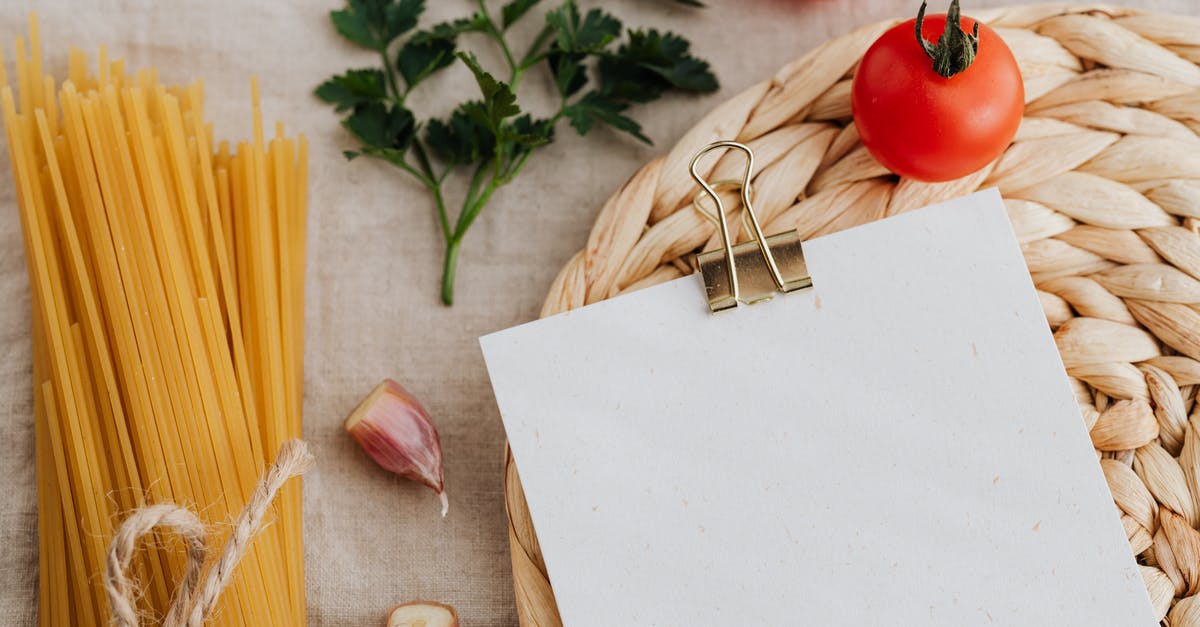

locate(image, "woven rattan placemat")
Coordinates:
503 5 1200 625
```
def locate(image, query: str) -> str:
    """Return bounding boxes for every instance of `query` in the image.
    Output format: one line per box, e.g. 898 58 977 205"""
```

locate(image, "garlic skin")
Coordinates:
345 379 448 516
387 601 459 627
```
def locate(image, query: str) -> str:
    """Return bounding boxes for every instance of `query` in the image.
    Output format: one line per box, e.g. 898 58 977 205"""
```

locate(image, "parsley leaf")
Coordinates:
330 3 378 49
457 52 521 133
315 69 388 111
548 47 587 99
505 113 555 148
398 14 490 90
597 28 718 102
343 101 417 158
545 1 621 53
425 104 497 165
494 114 554 177
410 14 489 44
501 0 542 30
563 91 650 144
396 37 456 88
331 0 425 51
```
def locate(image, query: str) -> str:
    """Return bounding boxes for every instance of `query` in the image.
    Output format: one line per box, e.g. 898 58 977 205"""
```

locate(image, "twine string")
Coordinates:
105 439 314 627
105 505 207 627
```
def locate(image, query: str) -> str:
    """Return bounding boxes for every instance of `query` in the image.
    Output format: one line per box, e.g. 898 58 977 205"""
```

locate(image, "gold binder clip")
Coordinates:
689 140 811 312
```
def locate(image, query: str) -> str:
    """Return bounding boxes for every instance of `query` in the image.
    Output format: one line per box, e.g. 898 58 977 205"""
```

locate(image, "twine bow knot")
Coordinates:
104 440 313 627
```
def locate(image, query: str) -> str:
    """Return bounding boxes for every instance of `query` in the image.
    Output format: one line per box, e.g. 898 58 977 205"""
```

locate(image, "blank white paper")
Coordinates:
480 189 1155 626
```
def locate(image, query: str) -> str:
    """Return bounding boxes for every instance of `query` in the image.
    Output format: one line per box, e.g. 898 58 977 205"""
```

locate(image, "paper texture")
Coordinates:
481 190 1156 626
5 4 1195 624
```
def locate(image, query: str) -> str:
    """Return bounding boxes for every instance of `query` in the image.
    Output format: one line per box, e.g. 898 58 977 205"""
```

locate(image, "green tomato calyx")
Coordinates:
916 0 981 78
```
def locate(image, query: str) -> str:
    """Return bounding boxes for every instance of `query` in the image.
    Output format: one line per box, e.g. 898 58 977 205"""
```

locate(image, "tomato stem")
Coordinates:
915 0 980 78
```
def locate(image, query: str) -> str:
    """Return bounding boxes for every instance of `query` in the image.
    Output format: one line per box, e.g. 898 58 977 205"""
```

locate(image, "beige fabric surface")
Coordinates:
0 0 1196 625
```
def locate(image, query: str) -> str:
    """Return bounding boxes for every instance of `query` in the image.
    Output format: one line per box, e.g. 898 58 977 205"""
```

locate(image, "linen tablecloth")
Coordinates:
0 0 1194 624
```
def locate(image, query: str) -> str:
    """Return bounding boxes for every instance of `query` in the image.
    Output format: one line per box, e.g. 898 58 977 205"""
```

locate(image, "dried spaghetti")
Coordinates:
1 14 308 626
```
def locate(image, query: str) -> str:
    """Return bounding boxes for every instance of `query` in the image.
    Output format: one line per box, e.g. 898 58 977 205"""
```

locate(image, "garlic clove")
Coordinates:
387 601 460 627
346 379 448 516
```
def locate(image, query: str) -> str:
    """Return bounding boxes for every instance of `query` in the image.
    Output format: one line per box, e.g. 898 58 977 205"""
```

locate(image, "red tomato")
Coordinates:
851 6 1023 182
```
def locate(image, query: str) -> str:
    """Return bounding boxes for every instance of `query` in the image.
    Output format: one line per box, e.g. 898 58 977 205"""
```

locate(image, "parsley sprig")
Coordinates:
318 0 718 304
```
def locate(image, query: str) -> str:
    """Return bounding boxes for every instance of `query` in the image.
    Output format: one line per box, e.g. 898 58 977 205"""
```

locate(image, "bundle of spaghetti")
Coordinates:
1 14 308 626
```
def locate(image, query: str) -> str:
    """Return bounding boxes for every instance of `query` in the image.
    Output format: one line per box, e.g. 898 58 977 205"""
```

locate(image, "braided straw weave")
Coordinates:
503 4 1200 624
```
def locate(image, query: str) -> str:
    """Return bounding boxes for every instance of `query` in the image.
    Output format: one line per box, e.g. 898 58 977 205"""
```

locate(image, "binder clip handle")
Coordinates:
689 141 811 312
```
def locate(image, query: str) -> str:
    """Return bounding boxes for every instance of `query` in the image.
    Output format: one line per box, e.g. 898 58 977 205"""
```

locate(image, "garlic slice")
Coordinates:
387 601 459 627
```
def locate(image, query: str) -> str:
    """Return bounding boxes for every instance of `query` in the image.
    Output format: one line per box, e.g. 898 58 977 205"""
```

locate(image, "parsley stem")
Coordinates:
441 172 501 307
431 183 452 242
499 149 533 183
518 25 555 71
411 141 436 180
460 160 492 231
518 51 551 72
390 158 434 189
441 238 461 305
380 48 402 102
476 0 518 81
384 150 450 241
455 178 500 242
